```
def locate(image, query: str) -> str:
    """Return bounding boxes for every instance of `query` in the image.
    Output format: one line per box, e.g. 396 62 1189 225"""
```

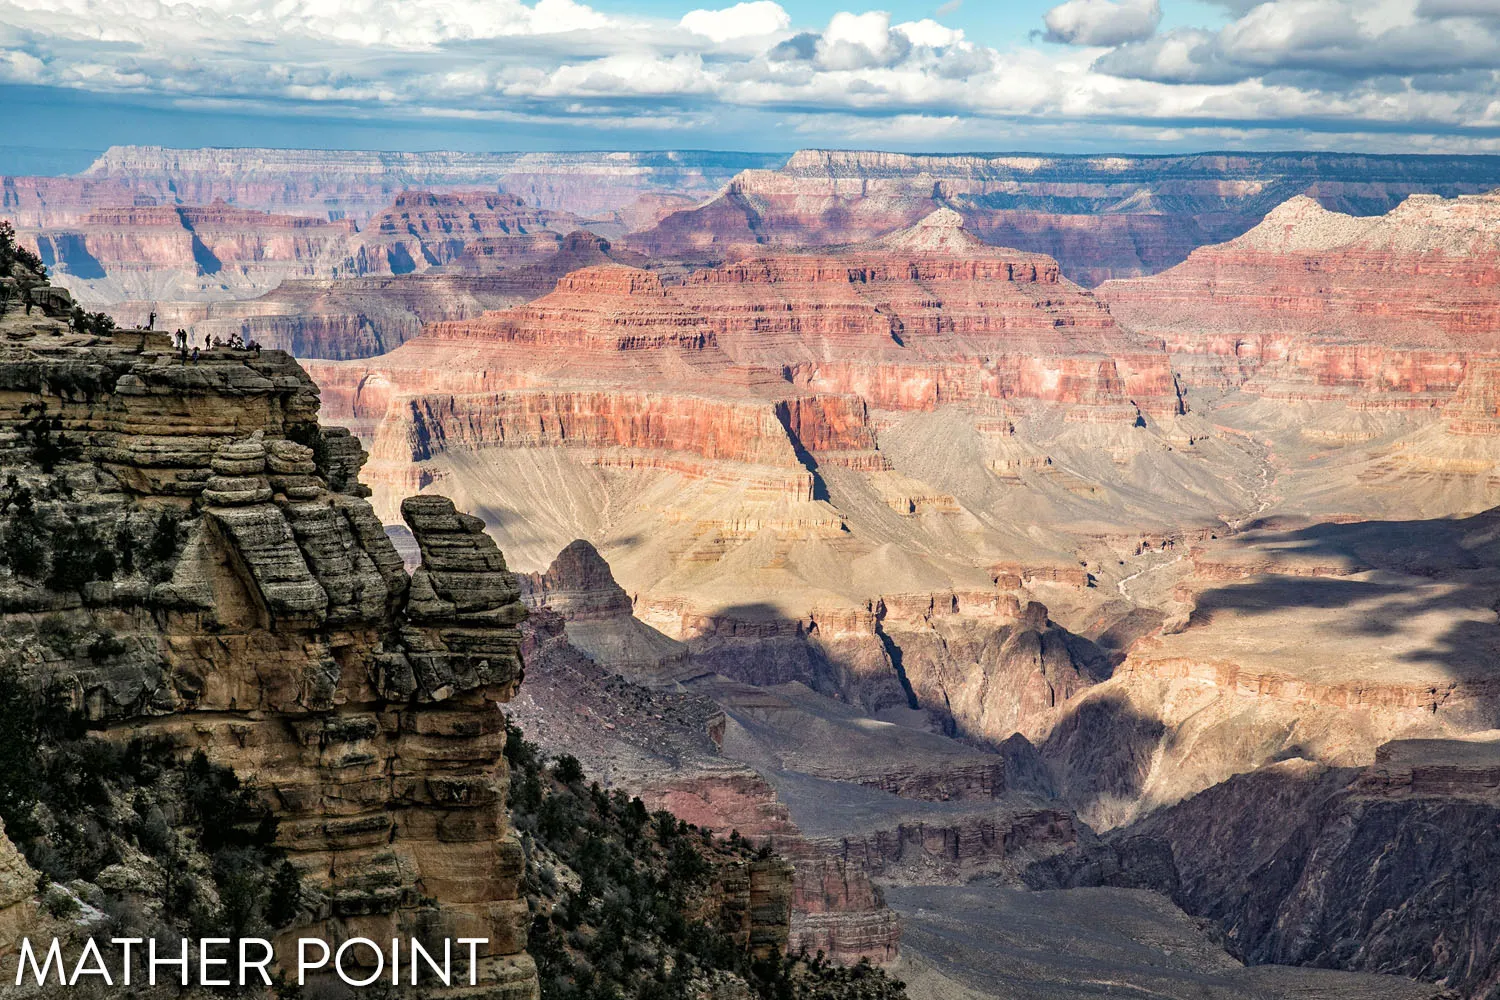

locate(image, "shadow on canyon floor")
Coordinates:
1183 509 1500 685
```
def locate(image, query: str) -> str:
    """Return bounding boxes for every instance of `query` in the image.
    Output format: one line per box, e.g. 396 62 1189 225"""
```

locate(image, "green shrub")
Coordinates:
502 715 909 1000
0 220 45 280
46 523 116 592
0 668 300 940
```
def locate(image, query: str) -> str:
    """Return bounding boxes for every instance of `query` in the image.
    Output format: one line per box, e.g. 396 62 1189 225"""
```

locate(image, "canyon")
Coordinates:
631 149 1500 285
0 268 837 997
299 181 1500 997
5 146 1500 1000
9 146 784 222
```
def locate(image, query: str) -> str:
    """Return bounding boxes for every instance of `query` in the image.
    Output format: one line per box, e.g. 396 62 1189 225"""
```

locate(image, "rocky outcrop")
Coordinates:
509 607 902 964
518 540 697 686
0 301 536 996
881 597 1111 741
632 150 1500 285
0 819 37 958
1124 737 1500 999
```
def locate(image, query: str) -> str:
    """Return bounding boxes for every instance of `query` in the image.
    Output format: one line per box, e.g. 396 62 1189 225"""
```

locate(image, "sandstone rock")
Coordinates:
1125 740 1500 999
0 819 37 958
0 296 536 998
631 149 1500 285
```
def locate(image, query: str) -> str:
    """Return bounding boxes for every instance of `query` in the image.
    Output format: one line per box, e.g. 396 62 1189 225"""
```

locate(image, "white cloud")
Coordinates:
1043 0 1162 46
1418 0 1500 16
680 2 789 43
1099 0 1500 83
896 19 964 49
0 0 1497 151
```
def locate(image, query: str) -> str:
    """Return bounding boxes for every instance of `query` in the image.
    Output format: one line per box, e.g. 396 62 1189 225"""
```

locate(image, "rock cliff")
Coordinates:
0 294 538 995
631 150 1500 285
1098 192 1500 409
1123 736 1500 999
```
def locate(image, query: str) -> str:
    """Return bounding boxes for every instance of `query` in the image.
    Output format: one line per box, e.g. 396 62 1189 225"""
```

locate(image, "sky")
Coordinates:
3 0 1500 172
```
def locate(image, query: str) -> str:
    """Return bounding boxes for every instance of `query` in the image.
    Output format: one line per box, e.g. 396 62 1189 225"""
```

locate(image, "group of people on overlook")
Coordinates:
172 327 262 362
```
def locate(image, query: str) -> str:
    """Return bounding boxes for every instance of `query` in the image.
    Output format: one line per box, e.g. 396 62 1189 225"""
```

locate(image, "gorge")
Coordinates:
4 146 1500 1000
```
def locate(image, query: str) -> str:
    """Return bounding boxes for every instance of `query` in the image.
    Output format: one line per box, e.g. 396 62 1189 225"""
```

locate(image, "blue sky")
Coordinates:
1 0 1498 172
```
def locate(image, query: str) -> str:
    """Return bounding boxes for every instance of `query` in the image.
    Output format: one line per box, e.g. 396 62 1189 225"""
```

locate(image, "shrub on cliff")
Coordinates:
68 304 116 337
503 716 908 1000
0 666 303 944
0 219 46 280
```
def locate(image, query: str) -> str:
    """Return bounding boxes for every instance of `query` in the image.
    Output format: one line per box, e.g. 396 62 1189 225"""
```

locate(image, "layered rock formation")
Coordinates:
343 190 582 276
1124 736 1500 998
308 213 1180 730
0 301 537 995
1033 510 1500 830
19 201 359 303
111 231 651 360
1099 193 1500 407
71 146 785 219
632 150 1500 285
14 189 590 307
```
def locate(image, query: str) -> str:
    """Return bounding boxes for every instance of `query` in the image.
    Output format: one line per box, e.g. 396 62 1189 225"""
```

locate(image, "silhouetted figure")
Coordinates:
191 346 200 363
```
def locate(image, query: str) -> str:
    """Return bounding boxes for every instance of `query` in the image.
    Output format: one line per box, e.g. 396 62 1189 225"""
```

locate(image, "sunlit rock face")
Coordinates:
0 299 536 997
630 149 1500 285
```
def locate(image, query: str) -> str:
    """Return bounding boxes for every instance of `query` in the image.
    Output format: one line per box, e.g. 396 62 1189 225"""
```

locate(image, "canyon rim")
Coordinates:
5 0 1500 996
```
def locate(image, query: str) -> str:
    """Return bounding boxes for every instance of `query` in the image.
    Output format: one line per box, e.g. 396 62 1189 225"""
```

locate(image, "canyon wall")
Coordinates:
632 149 1500 285
1098 193 1500 408
0 297 538 995
70 146 785 220
1125 738 1500 999
15 189 591 306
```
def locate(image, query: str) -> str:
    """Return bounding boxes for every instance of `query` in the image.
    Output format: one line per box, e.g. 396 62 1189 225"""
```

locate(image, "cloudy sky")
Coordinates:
2 0 1499 169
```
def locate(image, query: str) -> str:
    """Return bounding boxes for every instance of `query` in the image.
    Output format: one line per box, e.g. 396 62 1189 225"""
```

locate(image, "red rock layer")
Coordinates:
309 213 1179 524
351 190 579 274
665 213 1179 417
1444 358 1500 435
630 149 1500 285
1 174 145 227
25 201 356 276
1099 193 1500 410
371 389 807 467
